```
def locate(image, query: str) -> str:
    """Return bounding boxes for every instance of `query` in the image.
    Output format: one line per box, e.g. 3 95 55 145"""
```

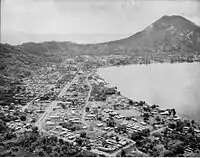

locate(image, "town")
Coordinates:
1 54 200 157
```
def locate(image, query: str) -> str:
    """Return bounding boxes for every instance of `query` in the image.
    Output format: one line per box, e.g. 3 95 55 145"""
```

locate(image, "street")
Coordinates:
22 74 65 112
81 71 93 126
35 71 79 130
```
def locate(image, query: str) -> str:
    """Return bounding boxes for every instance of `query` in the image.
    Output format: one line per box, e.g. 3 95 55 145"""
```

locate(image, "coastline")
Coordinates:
99 61 200 70
96 62 200 123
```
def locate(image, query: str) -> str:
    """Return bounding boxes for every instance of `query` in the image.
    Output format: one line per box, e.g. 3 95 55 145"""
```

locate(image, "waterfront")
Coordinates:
98 62 200 122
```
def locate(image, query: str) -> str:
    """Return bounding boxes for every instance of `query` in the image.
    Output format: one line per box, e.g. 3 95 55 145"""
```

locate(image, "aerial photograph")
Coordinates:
1 0 200 157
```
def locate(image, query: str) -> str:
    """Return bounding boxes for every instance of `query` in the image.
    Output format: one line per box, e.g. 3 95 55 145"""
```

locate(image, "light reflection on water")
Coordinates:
98 63 200 122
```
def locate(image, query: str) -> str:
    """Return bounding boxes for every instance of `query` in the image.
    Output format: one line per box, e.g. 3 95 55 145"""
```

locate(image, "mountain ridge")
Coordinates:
10 15 199 58
1 15 200 80
1 15 200 103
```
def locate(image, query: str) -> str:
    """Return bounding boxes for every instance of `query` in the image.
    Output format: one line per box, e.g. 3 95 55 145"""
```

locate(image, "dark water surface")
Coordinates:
98 63 200 122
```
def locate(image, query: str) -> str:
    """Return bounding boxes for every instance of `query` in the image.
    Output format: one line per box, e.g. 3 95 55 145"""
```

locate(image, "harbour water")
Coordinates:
98 62 200 122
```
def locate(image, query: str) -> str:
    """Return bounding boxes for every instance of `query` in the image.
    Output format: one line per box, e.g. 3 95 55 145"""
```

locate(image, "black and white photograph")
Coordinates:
0 0 200 157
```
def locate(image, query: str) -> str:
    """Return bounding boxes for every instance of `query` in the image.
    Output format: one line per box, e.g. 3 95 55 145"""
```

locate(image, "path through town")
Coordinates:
35 70 80 130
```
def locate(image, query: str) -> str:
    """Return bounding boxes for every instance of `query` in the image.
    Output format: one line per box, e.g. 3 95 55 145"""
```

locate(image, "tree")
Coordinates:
163 128 168 137
76 137 83 146
143 105 150 112
61 144 69 153
46 145 52 154
172 144 184 155
176 121 184 132
102 139 107 147
97 116 102 121
86 146 91 150
141 129 150 137
85 107 89 112
121 149 126 157
38 151 45 156
150 104 158 109
89 126 94 131
60 104 66 109
32 126 39 133
117 125 127 133
24 108 29 113
155 116 161 122
10 147 18 153
125 117 132 121
0 119 7 132
163 150 174 157
168 110 172 116
20 115 26 121
49 153 55 157
129 99 134 105
107 117 115 127
143 113 149 121
130 131 142 141
188 127 194 133
168 123 176 129
153 132 162 138
185 120 191 127
80 131 86 138
50 135 58 142
9 104 15 110
0 112 5 120
172 108 176 117
116 136 119 142
59 138 64 144
5 132 16 140
191 120 195 126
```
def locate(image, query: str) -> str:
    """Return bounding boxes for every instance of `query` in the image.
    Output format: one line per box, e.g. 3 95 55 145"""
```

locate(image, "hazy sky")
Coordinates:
1 0 200 45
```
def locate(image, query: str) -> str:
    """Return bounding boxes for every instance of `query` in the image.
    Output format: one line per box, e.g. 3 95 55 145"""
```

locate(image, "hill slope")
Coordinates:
0 43 44 79
1 15 200 82
1 15 200 104
17 15 200 57
114 15 200 55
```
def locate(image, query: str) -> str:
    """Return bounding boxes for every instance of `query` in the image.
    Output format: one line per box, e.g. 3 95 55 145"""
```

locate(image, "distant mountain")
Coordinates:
1 15 200 82
113 15 200 55
17 15 200 57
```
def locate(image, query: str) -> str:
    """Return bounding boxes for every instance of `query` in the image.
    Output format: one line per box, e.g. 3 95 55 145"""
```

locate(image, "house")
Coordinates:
104 127 110 131
194 129 200 133
119 140 127 146
49 115 61 119
160 111 169 115
140 122 147 126
82 126 88 129
98 147 115 152
131 118 137 122
183 126 189 130
97 123 103 127
46 121 55 126
115 116 121 119
68 136 75 140
173 117 180 121
87 114 95 118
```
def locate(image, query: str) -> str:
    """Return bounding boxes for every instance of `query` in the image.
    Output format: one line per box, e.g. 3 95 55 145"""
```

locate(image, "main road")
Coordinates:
35 70 79 130
22 74 64 112
81 71 93 126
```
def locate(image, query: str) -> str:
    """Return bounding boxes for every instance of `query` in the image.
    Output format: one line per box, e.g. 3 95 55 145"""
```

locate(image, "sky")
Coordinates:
1 0 200 45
